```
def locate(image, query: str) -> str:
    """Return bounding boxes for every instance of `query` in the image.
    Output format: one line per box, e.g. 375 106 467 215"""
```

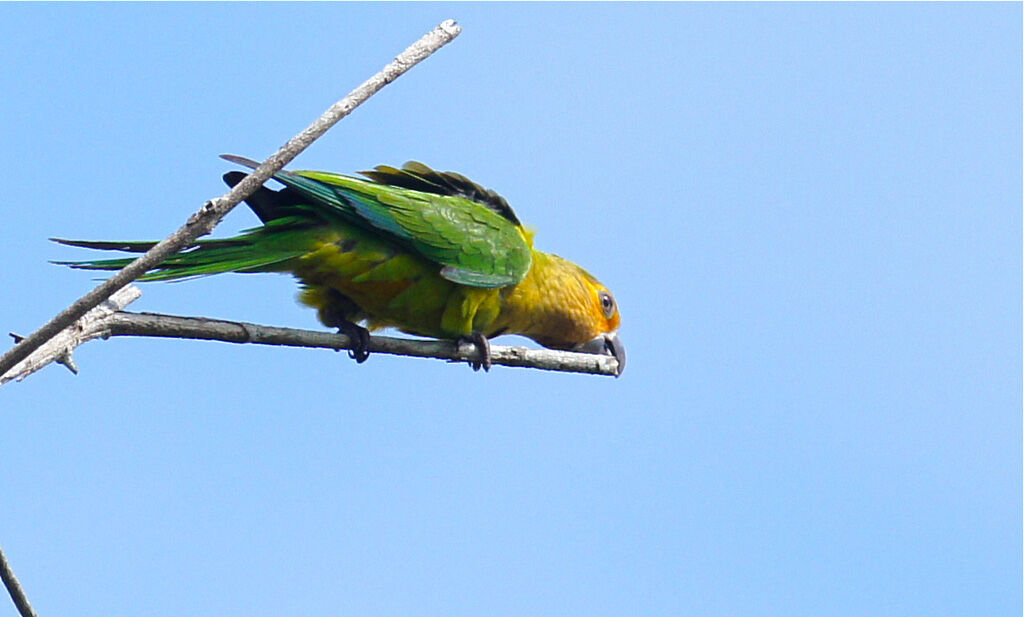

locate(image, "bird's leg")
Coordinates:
459 332 491 372
320 289 371 363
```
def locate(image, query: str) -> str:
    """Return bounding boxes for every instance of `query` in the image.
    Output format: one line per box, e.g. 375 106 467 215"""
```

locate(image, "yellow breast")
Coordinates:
290 231 504 340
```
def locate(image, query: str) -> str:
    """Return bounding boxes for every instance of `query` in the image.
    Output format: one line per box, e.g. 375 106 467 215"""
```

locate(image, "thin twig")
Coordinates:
0 19 461 378
1 285 620 380
0 545 37 617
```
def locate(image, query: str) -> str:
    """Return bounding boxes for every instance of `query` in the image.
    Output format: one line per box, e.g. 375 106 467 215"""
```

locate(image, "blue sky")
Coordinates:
0 3 1020 616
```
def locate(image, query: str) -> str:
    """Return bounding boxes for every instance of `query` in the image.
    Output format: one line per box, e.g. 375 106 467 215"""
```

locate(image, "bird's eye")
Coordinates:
599 291 616 318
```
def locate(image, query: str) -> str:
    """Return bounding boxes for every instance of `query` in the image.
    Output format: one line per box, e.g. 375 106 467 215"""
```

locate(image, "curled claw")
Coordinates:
335 320 371 363
459 332 491 372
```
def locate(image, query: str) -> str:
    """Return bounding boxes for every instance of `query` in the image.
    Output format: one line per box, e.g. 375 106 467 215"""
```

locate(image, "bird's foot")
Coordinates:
459 332 491 372
335 321 371 363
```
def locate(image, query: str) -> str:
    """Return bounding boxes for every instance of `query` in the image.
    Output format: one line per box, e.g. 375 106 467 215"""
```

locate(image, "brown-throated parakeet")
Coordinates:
55 156 625 375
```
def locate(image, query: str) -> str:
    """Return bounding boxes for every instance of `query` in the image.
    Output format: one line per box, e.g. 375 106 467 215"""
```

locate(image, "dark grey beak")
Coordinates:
574 331 626 377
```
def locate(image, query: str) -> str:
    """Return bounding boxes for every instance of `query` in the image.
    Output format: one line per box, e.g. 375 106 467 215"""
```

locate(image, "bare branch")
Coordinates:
2 285 619 379
0 19 462 378
0 545 37 617
102 313 621 376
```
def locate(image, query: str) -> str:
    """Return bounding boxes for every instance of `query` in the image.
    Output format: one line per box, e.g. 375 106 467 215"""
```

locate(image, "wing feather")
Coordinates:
221 156 532 288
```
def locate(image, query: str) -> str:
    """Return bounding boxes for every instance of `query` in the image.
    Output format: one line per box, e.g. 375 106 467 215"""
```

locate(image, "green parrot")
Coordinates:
55 155 625 375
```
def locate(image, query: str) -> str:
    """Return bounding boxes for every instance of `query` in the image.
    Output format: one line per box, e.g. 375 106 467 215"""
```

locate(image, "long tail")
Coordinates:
53 170 322 281
52 217 320 281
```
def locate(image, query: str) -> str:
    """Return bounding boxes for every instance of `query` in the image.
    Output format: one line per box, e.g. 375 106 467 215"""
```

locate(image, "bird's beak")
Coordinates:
574 331 626 377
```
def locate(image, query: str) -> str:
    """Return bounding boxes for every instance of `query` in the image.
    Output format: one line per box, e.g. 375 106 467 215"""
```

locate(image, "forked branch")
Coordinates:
0 19 462 378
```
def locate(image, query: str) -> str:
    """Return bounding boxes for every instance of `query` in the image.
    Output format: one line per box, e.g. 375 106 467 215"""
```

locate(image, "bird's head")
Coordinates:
524 254 625 376
569 285 625 377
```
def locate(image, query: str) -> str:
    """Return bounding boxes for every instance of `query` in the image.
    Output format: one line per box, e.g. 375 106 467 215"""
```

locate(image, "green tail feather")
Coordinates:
53 216 320 281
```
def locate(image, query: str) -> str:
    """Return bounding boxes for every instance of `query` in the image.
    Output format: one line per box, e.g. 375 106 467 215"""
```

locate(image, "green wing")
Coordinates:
223 155 532 288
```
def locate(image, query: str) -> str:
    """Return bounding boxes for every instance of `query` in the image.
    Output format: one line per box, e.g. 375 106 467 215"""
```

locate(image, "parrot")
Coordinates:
54 155 625 375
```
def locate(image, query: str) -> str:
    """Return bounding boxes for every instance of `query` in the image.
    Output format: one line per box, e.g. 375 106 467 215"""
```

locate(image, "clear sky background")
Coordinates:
0 4 1019 617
